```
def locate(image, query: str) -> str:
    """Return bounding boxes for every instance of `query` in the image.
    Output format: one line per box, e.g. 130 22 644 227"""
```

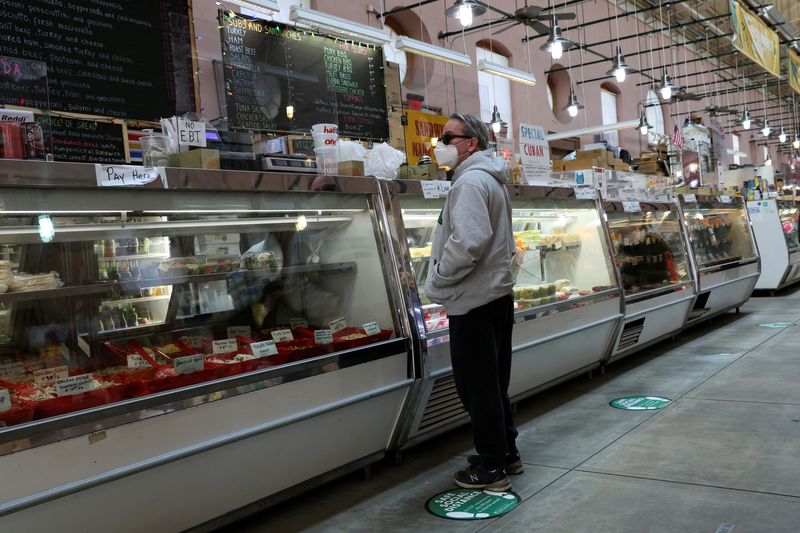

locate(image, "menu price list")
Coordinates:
0 0 194 120
221 13 389 140
37 114 127 164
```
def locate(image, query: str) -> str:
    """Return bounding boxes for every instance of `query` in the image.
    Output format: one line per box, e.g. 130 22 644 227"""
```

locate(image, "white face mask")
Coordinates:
434 143 459 170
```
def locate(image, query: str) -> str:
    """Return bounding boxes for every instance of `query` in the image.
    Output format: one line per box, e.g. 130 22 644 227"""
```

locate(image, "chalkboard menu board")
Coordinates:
37 115 128 164
0 0 194 120
221 13 389 140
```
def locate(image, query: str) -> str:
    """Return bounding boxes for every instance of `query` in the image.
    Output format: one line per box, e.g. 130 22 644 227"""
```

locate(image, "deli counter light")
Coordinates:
290 6 391 45
478 59 536 86
394 36 472 67
223 0 280 14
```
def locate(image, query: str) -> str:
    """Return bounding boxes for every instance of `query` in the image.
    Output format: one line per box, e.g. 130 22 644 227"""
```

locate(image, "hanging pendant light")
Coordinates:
540 15 572 60
761 119 771 137
445 0 486 28
793 134 800 150
637 113 651 135
741 109 752 130
606 46 631 83
779 128 788 143
765 153 773 166
490 105 503 134
564 86 584 117
658 66 674 100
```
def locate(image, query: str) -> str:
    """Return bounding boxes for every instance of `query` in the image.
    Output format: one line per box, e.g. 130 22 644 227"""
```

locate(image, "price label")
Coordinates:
362 321 381 336
34 365 69 386
250 340 278 357
0 361 25 378
574 187 596 200
314 330 333 345
421 180 441 199
290 318 309 329
683 194 697 203
623 201 642 213
227 326 252 339
173 354 204 374
127 354 152 369
329 317 348 333
183 336 205 350
719 195 732 204
176 117 207 147
271 329 294 342
212 338 238 355
0 388 10 412
437 181 452 196
55 373 95 397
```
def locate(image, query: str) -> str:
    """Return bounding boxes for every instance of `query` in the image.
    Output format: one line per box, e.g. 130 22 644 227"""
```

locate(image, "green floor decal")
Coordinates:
757 322 797 329
425 488 520 520
610 396 671 410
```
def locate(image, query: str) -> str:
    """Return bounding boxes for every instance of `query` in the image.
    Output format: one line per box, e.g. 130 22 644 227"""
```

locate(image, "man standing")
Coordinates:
427 114 520 491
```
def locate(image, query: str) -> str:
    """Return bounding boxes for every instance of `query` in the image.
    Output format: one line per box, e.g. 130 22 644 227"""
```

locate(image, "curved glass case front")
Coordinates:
681 197 758 270
605 205 691 297
400 192 617 333
777 200 800 252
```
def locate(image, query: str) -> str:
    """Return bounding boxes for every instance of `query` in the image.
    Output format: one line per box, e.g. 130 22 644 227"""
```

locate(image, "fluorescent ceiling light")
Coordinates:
395 36 472 66
290 6 391 45
224 0 280 13
477 59 536 86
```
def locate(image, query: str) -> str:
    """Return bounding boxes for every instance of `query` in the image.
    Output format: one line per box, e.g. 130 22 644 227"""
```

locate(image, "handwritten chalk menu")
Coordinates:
221 13 389 140
0 1 194 120
37 114 128 164
0 56 48 109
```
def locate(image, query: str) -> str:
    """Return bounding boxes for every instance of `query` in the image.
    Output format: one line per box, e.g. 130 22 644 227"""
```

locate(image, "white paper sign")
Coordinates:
173 354 204 374
271 329 294 342
34 366 69 386
519 124 550 185
176 117 207 147
56 373 95 396
95 165 166 188
421 180 450 199
0 109 35 123
0 389 10 413
314 330 333 344
290 318 309 329
250 340 278 357
623 201 642 213
0 361 25 378
719 195 732 204
362 321 381 336
227 326 252 339
574 187 596 200
329 317 348 333
747 205 762 221
127 354 152 369
212 338 238 355
683 194 697 203
183 336 204 350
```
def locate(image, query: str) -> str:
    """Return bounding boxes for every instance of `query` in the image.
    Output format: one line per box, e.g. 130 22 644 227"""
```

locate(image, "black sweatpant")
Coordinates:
448 294 517 471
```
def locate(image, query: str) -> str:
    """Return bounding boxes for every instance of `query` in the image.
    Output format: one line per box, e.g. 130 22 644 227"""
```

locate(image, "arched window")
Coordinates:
476 45 513 137
645 90 665 145
383 24 408 85
600 83 620 148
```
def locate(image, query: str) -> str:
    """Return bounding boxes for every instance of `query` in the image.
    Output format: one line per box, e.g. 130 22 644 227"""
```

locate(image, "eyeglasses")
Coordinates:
439 133 473 145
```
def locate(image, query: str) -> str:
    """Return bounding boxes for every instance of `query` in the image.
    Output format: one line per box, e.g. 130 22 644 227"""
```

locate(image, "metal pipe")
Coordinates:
377 0 439 18
577 13 728 50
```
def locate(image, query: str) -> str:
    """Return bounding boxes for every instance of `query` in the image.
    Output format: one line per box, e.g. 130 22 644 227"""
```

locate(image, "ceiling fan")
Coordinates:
488 2 577 36
669 87 704 102
704 104 738 116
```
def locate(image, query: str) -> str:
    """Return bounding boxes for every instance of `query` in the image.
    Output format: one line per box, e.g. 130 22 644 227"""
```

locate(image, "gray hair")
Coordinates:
449 113 489 150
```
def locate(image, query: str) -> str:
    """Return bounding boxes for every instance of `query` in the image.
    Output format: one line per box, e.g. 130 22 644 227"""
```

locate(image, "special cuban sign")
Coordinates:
519 123 550 185
729 0 780 77
789 49 800 96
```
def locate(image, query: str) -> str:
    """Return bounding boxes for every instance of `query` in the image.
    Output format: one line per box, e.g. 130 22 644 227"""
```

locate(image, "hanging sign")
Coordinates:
519 123 550 185
728 0 780 77
425 489 520 520
790 49 800 95
405 110 448 165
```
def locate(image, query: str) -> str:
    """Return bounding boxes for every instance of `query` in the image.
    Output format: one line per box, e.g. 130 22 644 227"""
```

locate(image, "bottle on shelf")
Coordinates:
139 237 150 255
104 239 115 258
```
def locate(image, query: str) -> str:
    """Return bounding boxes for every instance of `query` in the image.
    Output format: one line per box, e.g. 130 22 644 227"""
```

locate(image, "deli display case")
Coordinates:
748 198 800 292
678 194 760 326
603 200 696 363
0 161 413 532
383 180 623 451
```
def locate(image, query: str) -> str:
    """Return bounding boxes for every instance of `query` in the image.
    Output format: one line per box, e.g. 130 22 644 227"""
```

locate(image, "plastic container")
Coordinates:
140 132 172 167
314 146 339 175
311 123 338 135
312 133 338 147
0 121 24 159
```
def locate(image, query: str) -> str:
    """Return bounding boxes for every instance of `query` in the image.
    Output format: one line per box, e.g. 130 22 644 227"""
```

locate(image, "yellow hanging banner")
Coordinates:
404 110 449 165
789 49 800 95
729 0 780 77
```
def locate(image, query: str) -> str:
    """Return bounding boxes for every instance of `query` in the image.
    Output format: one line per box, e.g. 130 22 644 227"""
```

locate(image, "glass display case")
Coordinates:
777 200 800 252
0 163 404 431
749 198 800 291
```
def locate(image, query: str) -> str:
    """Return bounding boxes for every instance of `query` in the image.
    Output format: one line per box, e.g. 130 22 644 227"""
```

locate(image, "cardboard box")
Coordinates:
338 160 364 176
562 159 600 171
170 148 220 169
576 149 610 163
551 160 566 171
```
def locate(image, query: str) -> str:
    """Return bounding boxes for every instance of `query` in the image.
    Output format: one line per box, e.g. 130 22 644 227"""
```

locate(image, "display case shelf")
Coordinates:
0 284 112 304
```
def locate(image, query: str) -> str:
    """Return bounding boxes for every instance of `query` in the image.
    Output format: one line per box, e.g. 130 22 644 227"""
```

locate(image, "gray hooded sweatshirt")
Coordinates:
425 149 515 316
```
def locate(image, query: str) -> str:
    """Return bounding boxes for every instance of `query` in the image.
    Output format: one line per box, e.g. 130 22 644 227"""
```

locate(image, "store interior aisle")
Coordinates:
228 289 800 533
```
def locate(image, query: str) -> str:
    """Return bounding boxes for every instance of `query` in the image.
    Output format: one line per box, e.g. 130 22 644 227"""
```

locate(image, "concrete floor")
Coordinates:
228 288 800 532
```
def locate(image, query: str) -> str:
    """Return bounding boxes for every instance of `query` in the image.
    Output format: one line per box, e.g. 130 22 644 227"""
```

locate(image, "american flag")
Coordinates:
672 123 684 149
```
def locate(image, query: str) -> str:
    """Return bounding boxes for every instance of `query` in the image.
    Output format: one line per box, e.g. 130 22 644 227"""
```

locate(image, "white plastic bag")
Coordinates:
364 142 406 179
338 140 368 162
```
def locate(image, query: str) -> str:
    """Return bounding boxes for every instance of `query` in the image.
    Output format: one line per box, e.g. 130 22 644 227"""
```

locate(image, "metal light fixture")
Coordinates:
761 119 771 137
658 67 674 100
794 134 800 149
286 105 294 119
765 153 773 166
225 0 280 14
606 46 631 83
637 113 651 135
445 0 487 28
394 36 472 66
540 15 572 60
564 86 584 118
290 6 391 45
779 127 788 143
490 105 503 134
742 109 752 130
478 59 536 86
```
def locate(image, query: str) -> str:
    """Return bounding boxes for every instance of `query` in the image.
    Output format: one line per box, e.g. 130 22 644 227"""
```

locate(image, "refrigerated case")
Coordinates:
0 161 413 532
748 198 800 292
603 200 696 363
679 194 760 326
384 180 623 451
